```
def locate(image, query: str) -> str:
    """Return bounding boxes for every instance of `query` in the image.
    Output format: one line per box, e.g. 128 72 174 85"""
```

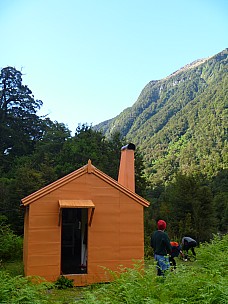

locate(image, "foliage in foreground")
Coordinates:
78 234 228 304
0 234 227 303
0 272 49 304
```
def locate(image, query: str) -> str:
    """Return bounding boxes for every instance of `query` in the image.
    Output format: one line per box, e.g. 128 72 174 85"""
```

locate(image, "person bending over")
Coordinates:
169 241 181 269
181 236 197 259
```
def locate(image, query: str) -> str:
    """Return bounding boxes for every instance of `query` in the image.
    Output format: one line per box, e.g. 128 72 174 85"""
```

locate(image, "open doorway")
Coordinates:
61 208 88 274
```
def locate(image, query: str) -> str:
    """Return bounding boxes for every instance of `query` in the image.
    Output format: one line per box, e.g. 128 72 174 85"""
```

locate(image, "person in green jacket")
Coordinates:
151 220 172 276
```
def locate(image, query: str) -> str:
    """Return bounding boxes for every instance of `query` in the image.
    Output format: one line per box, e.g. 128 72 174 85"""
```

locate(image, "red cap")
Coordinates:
157 220 166 230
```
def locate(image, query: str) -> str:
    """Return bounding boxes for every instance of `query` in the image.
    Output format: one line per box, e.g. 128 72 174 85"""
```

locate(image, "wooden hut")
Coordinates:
21 143 150 286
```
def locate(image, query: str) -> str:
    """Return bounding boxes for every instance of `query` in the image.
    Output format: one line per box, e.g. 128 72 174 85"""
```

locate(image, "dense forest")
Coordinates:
0 67 147 235
0 49 227 248
95 48 228 242
95 49 227 183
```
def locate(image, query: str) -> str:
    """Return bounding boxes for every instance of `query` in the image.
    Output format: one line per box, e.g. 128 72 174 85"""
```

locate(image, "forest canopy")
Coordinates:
0 57 227 244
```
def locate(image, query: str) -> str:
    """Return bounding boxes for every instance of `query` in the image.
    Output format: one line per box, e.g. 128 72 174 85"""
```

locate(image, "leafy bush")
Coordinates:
0 216 23 261
0 271 48 304
54 275 74 289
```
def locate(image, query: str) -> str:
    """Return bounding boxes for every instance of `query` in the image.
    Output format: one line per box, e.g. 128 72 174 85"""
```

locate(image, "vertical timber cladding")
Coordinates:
26 198 60 280
59 200 95 275
21 159 150 285
87 172 120 276
119 192 144 264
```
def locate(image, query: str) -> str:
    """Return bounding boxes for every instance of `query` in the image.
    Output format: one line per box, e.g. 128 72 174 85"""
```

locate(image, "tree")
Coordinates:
135 149 149 197
56 124 111 177
211 169 228 233
33 118 71 180
163 173 217 242
0 66 43 171
58 125 149 194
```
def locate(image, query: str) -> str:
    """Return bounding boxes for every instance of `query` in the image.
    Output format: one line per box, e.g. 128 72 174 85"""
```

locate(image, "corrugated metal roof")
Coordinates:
59 200 95 208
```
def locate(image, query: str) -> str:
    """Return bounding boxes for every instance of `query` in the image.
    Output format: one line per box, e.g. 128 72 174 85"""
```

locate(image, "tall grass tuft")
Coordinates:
78 234 228 304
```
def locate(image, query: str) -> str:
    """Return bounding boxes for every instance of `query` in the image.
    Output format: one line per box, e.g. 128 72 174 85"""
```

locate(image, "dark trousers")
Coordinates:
169 256 176 269
183 241 196 256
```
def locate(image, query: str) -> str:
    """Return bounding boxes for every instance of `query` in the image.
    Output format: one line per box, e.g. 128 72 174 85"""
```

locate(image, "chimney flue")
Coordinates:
121 143 135 151
118 143 135 192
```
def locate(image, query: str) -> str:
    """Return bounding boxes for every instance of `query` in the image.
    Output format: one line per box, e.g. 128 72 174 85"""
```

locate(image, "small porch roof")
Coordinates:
59 200 95 208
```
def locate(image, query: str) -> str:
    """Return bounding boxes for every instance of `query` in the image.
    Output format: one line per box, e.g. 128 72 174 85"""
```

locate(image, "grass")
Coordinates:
1 260 24 276
0 234 227 303
43 288 84 304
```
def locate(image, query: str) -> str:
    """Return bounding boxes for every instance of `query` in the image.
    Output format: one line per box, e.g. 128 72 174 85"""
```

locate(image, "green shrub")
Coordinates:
54 275 74 289
0 271 48 304
0 216 23 261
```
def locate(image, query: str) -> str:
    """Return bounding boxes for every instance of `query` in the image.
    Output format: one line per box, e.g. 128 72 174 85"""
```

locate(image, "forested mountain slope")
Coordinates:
95 49 228 183
0 53 227 239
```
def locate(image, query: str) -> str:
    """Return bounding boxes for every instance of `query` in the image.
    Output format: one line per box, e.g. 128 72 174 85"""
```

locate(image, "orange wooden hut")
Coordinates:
21 143 150 286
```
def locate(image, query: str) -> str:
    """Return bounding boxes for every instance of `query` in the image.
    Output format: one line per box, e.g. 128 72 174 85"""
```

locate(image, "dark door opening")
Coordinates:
61 208 88 274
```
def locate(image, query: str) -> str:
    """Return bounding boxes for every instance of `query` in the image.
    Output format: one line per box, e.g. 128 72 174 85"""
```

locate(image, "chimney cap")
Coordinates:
121 143 135 151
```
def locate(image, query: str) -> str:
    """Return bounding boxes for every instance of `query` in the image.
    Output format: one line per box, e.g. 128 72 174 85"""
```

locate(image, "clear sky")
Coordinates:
1 0 227 133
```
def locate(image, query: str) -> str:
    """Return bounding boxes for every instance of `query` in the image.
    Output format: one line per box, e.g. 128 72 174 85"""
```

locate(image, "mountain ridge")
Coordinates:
94 48 227 183
94 54 214 133
164 57 209 80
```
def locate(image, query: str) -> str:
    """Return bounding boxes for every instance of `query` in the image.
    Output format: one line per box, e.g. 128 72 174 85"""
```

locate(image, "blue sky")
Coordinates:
1 0 227 133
